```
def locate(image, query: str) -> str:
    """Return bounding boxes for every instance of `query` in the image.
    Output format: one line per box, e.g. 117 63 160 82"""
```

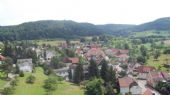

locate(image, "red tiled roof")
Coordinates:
136 66 155 73
85 48 106 58
68 58 79 64
0 55 5 61
118 77 134 87
111 48 119 53
115 54 128 58
119 50 129 54
150 71 164 82
161 71 170 80
143 89 153 95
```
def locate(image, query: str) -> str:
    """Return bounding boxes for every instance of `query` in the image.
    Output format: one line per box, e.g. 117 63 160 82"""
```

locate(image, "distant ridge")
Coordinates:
0 17 170 40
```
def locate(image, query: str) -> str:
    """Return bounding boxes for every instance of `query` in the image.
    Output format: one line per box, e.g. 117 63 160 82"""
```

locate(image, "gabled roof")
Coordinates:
143 89 153 95
161 71 170 80
85 48 106 58
150 71 165 82
0 55 5 61
118 77 134 88
115 54 129 58
136 66 155 73
68 57 79 64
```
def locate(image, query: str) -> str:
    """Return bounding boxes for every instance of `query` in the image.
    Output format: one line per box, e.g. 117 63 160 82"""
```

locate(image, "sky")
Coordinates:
0 0 170 26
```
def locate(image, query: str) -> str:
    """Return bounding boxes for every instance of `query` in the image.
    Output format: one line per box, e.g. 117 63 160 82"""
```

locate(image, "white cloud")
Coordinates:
0 0 170 25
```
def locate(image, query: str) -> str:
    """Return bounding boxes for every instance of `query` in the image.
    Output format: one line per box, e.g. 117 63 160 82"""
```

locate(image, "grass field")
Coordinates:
14 67 84 95
146 54 170 71
34 39 80 46
0 72 8 89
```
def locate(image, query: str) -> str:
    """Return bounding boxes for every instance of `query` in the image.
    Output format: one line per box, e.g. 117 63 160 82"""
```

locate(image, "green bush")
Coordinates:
19 71 24 77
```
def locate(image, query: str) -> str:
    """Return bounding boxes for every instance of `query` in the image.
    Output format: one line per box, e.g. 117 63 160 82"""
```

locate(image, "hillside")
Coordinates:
1 17 170 40
133 17 170 32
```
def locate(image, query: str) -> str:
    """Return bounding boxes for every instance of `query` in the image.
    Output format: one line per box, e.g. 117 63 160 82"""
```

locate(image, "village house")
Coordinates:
134 66 156 79
119 76 142 95
161 71 170 81
143 89 153 95
84 48 106 64
54 67 69 80
69 63 89 81
17 59 33 72
105 48 129 63
147 71 166 88
45 50 55 61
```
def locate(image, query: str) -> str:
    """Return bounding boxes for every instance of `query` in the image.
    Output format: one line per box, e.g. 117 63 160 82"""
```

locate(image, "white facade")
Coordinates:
138 73 148 79
19 65 32 72
130 86 142 95
120 87 129 95
17 59 33 72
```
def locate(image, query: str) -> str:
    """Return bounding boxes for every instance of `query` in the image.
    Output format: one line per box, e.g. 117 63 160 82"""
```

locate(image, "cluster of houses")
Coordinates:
118 65 170 95
1 41 170 95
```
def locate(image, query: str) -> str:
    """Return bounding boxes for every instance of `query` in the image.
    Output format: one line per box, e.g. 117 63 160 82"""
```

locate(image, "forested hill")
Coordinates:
133 17 170 32
0 20 134 41
1 17 170 41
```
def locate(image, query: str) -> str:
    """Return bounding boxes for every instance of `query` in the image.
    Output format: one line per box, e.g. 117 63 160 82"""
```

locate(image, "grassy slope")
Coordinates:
14 67 84 95
0 72 8 89
146 54 170 71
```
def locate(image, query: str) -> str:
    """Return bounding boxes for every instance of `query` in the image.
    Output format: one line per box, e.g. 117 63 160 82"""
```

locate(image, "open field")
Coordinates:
146 54 170 71
34 39 80 46
133 30 170 37
0 72 8 89
14 67 83 95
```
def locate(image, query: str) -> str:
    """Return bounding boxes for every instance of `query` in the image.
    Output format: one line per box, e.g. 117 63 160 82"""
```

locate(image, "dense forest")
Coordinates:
1 17 170 41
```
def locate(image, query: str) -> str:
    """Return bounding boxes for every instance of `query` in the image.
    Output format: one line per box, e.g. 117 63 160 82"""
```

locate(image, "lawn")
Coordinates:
146 54 170 71
33 39 80 46
14 67 84 95
0 72 8 89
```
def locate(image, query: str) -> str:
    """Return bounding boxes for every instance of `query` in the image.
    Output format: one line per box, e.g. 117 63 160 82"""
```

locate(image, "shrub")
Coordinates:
26 75 36 84
19 71 24 77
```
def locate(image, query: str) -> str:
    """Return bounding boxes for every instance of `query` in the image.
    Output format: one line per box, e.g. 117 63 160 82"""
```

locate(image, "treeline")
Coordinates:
0 20 103 41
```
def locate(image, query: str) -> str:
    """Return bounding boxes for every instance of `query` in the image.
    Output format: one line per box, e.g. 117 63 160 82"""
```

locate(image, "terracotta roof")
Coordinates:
0 55 5 61
161 71 170 80
150 71 164 82
119 50 129 54
118 77 134 87
143 89 153 95
68 58 79 64
136 66 155 73
111 48 119 53
115 54 129 58
85 48 106 59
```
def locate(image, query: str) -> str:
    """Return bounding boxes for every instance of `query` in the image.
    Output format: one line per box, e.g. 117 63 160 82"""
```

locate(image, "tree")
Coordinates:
73 63 84 84
137 55 146 64
50 56 65 69
88 59 99 79
92 36 98 42
140 45 148 57
19 71 24 77
44 77 57 95
85 78 104 95
0 57 13 78
1 87 14 95
100 59 109 83
26 75 36 84
124 43 129 49
153 49 161 59
108 66 116 87
105 83 114 95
